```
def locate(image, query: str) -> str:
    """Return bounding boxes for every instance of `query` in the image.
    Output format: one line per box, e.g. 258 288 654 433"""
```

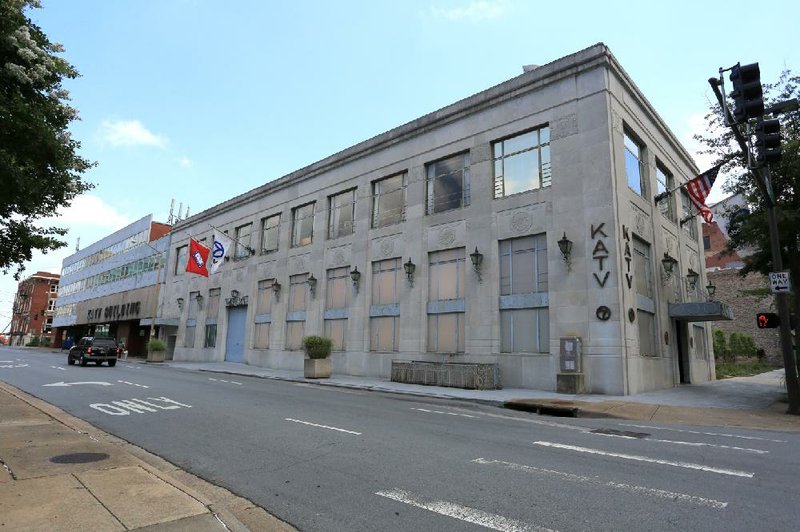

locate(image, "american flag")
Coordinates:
686 164 723 223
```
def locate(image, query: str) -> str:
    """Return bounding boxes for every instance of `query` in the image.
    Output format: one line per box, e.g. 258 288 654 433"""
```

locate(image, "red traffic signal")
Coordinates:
730 63 764 122
756 312 779 329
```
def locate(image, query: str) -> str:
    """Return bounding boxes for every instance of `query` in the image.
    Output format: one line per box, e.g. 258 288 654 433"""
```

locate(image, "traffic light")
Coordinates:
756 312 780 329
755 118 781 164
729 63 764 122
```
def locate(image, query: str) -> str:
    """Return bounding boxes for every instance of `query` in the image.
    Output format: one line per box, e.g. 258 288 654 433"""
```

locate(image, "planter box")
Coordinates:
304 358 332 379
147 350 165 363
391 360 501 390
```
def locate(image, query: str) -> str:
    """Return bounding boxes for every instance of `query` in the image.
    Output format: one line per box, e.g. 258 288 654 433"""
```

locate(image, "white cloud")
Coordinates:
430 1 507 22
176 156 192 168
46 194 131 229
98 119 167 148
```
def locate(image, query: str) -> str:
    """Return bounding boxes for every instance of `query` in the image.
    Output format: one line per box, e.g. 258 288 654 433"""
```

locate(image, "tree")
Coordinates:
695 70 799 402
0 0 94 279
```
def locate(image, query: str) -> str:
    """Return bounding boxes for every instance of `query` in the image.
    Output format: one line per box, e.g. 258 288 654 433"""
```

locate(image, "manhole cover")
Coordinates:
50 452 110 464
590 428 649 439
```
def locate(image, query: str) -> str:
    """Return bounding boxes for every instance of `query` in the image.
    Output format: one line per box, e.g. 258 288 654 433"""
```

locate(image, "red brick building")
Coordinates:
10 271 60 346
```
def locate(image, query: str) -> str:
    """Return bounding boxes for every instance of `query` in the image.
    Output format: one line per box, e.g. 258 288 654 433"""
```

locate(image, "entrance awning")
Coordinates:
669 301 734 322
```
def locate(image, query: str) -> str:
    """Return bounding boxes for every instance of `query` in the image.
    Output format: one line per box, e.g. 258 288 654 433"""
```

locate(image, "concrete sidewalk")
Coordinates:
0 381 295 531
160 360 800 432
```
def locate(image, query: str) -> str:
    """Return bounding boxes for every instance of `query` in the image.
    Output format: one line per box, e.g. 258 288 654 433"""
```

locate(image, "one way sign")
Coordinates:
769 271 791 294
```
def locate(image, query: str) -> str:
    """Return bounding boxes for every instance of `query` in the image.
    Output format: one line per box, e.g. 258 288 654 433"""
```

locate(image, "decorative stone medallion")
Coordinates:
438 228 456 247
380 239 394 257
511 211 533 234
293 257 305 271
635 212 646 236
334 250 345 266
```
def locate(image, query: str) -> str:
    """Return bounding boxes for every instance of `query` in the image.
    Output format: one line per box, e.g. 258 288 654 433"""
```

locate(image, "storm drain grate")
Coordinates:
590 428 650 439
50 452 110 464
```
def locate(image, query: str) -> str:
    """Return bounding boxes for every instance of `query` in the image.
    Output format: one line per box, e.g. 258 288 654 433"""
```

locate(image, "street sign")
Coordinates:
768 271 791 294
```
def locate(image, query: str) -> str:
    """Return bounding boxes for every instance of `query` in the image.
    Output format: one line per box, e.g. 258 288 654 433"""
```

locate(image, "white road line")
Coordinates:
412 407 477 418
472 458 728 509
50 366 67 371
117 380 150 388
591 432 767 454
618 423 787 443
448 408 584 431
284 418 361 435
208 377 243 386
376 489 554 532
532 441 754 478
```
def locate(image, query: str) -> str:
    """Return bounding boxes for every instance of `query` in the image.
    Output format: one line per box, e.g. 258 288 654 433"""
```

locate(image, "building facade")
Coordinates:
164 44 725 394
52 215 171 356
10 271 60 346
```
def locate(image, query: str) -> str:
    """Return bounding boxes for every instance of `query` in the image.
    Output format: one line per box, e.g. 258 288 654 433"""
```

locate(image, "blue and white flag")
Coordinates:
209 231 233 274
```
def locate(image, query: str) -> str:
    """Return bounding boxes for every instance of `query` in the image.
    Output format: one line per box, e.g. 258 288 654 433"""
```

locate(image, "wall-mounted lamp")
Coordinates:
307 273 317 298
176 297 184 310
661 252 678 284
230 289 239 299
271 280 281 298
350 266 361 292
706 283 716 300
469 247 484 283
404 258 416 287
195 293 204 308
557 233 573 271
686 269 699 290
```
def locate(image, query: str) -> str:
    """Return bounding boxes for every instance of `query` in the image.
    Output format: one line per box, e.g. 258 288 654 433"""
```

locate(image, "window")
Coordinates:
286 322 305 351
428 248 465 301
427 249 466 353
499 235 549 353
493 126 551 198
426 152 470 214
693 325 708 359
633 237 653 299
324 267 350 351
624 130 646 196
260 214 280 254
188 291 200 320
681 190 698 238
47 299 55 311
254 279 273 349
370 258 401 352
184 325 196 348
50 283 58 293
289 273 308 313
204 324 217 348
637 310 656 357
292 203 315 247
286 274 308 350
372 173 406 228
234 223 252 260
175 245 188 275
656 163 676 222
703 236 711 250
204 288 220 348
328 189 356 239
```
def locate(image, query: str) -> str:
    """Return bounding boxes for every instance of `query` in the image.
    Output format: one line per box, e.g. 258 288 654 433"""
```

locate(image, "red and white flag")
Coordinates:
685 164 722 223
185 238 210 277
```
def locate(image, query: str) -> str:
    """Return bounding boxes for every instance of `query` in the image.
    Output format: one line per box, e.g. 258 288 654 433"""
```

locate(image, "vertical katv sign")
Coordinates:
591 223 611 287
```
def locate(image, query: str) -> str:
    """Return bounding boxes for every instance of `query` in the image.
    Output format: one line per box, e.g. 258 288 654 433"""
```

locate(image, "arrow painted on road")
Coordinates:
43 381 113 387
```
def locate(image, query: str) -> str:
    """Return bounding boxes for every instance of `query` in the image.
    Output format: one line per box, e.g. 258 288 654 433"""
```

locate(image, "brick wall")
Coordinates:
707 269 781 363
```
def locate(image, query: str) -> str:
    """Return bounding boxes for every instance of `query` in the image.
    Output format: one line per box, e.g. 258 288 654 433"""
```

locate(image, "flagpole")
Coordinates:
208 224 256 256
653 163 724 205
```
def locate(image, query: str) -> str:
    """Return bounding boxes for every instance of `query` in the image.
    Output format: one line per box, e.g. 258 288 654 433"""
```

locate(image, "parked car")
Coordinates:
68 337 121 367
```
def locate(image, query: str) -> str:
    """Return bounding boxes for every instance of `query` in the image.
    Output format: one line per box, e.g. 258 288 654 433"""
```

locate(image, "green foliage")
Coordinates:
715 361 780 379
0 0 95 279
712 329 730 361
147 338 166 352
728 331 757 358
302 335 332 359
25 335 39 346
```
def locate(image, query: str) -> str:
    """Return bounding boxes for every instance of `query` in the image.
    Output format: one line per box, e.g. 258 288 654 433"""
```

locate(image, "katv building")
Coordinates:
52 215 171 357
163 43 731 395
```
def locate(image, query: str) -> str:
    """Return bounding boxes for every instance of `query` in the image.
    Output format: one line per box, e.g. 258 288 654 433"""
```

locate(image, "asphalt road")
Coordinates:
2 347 799 531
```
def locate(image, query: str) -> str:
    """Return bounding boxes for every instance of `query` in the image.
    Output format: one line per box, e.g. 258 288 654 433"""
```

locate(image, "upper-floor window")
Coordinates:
326 267 350 310
624 130 646 197
50 283 58 293
260 214 280 254
703 235 711 250
493 126 551 198
256 279 274 315
188 290 200 320
174 245 188 275
289 273 308 313
206 288 221 319
234 223 252 260
656 162 676 222
633 237 653 299
428 248 465 301
681 190 698 238
371 258 401 306
47 299 55 311
426 152 470 214
499 235 548 295
292 203 315 247
372 173 406 228
328 189 356 239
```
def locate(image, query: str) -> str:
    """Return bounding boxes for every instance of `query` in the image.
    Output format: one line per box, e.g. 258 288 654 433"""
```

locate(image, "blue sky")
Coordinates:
2 0 799 328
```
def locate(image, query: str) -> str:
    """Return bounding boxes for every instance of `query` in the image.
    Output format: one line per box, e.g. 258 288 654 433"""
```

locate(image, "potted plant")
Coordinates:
147 338 167 363
302 335 332 378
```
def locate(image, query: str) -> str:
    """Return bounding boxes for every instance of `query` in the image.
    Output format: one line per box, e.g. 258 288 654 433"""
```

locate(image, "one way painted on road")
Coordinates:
43 381 113 387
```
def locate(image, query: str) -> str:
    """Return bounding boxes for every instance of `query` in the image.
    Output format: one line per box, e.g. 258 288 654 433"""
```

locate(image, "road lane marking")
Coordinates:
472 458 728 509
412 407 477 418
376 488 554 532
284 418 361 435
118 380 150 388
0 363 29 368
590 432 768 454
43 381 113 387
50 366 67 371
618 423 787 443
532 441 754 478
208 377 242 385
448 408 584 431
90 397 192 416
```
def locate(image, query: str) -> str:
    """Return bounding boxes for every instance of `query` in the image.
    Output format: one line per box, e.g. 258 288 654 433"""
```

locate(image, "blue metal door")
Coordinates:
225 306 247 363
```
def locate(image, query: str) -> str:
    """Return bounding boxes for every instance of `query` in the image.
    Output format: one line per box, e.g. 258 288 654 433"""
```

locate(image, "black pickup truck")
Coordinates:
68 336 121 367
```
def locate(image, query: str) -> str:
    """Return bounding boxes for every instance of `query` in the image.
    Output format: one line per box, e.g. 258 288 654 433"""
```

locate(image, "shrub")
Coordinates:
728 331 757 359
26 336 40 347
712 329 729 361
147 338 166 352
302 335 332 359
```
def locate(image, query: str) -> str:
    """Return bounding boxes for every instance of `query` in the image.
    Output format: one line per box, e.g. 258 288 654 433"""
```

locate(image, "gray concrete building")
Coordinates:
165 44 728 394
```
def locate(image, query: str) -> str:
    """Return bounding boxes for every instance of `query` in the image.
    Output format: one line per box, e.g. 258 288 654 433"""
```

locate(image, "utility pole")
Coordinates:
708 65 800 415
